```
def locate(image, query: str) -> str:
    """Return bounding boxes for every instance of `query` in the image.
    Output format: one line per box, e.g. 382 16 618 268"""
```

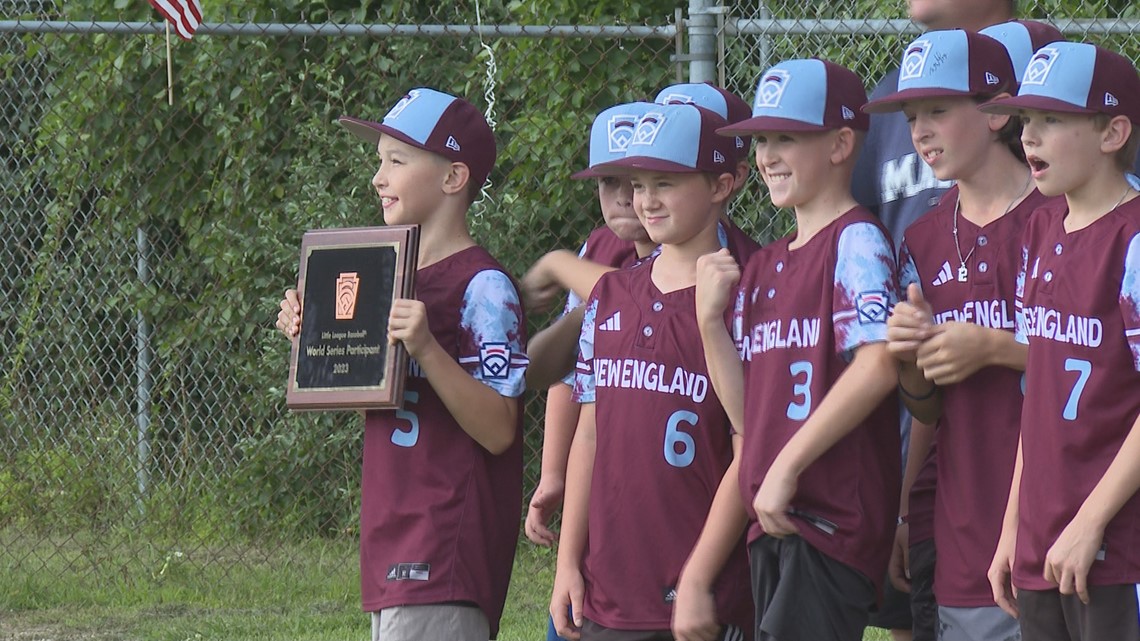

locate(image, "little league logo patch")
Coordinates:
856 290 889 325
479 342 511 379
607 113 640 153
1024 47 1061 86
631 112 667 146
384 89 422 121
756 69 791 109
901 40 933 82
659 92 695 106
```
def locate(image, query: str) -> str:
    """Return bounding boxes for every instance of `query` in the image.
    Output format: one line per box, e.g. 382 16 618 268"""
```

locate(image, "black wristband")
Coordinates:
898 377 937 401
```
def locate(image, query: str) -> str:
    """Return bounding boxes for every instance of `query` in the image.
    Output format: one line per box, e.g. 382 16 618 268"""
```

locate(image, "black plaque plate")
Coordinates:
286 225 418 410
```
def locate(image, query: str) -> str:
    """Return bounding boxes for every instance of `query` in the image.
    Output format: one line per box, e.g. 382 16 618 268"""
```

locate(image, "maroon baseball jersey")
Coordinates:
571 255 753 633
359 246 528 637
898 186 1054 606
733 207 901 589
1013 196 1140 590
720 216 762 266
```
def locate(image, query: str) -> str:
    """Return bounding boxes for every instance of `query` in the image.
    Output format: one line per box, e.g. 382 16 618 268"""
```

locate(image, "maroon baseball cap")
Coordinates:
980 42 1140 125
338 87 497 188
591 104 736 176
978 20 1066 87
655 83 753 160
863 30 1015 114
720 59 869 135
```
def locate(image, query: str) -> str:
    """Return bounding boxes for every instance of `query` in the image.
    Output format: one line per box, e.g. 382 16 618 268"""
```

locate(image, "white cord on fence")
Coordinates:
473 0 498 214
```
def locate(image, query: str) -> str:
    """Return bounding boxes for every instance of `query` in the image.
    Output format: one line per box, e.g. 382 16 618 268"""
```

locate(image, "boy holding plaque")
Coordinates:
276 87 527 641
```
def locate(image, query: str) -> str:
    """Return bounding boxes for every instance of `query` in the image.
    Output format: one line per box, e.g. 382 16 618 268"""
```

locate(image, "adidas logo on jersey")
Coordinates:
932 261 954 287
598 311 622 332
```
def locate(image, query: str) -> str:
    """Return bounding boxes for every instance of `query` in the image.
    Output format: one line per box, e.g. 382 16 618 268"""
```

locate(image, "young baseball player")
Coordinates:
854 7 1018 639
866 26 1062 641
526 95 747 545
979 42 1140 641
275 87 528 641
550 103 754 641
693 58 901 641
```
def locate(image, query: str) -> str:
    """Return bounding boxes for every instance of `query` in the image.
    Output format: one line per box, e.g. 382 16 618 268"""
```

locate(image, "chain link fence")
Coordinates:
2 0 1139 612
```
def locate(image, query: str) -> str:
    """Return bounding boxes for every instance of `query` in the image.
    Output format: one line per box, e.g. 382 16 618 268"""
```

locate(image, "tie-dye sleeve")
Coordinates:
1120 232 1140 371
458 269 529 398
1014 243 1030 346
897 238 921 294
832 222 899 357
572 296 599 403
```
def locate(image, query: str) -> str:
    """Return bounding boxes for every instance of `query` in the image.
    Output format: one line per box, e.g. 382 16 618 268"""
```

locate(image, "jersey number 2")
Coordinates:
391 390 420 447
1062 358 1090 421
786 361 813 421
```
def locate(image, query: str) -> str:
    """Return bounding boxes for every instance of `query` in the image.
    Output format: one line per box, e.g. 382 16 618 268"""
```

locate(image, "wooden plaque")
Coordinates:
286 225 419 411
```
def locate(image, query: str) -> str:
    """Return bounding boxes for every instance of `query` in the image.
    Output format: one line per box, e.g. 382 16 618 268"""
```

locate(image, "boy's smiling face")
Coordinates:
628 170 723 246
372 134 453 226
753 129 839 210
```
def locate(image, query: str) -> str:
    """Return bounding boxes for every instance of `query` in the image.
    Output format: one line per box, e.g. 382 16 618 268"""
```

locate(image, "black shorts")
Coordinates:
866 572 912 631
749 535 875 641
908 538 937 641
1018 584 1140 641
580 619 746 641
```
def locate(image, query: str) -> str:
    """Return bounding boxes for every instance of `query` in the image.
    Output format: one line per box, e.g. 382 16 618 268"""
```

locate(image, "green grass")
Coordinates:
0 528 891 640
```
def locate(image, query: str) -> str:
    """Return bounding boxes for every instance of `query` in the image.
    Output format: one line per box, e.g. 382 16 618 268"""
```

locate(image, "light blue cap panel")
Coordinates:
381 88 456 144
752 59 827 126
980 22 1035 83
897 30 973 92
1019 43 1097 109
587 102 653 167
625 104 702 168
655 84 730 119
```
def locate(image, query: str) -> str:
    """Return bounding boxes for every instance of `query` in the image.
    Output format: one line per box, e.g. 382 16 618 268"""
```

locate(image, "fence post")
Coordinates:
135 223 152 513
687 0 717 83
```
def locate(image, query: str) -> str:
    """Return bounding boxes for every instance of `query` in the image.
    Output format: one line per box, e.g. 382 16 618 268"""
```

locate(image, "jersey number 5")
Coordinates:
391 390 421 447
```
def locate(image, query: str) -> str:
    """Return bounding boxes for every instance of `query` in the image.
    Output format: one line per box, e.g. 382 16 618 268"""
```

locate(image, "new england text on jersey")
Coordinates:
592 357 709 403
1019 305 1104 348
736 316 822 361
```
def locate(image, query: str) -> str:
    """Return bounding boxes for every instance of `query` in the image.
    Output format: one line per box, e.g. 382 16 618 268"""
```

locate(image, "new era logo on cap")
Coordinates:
842 106 855 120
985 72 1001 85
1106 93 1120 107
446 136 461 152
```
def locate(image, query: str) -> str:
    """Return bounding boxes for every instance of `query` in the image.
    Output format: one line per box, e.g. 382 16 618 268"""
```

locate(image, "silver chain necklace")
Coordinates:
951 175 1031 282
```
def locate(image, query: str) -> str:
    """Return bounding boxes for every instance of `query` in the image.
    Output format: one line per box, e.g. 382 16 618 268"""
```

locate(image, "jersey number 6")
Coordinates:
665 410 697 468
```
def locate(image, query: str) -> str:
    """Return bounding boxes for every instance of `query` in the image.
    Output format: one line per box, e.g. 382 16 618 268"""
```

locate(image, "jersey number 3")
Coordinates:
786 361 813 421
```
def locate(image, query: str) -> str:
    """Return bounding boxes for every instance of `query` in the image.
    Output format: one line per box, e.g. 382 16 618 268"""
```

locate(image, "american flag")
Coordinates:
147 0 203 40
